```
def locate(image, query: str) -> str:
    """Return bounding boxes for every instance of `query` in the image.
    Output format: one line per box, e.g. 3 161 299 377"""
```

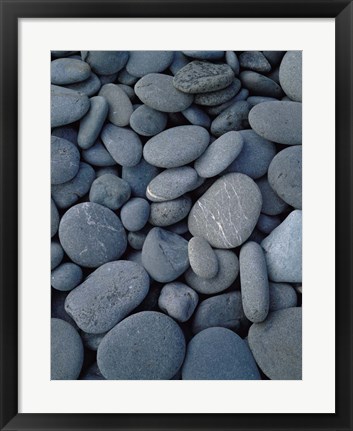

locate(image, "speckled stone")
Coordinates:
210 101 251 137
82 139 116 167
126 51 174 77
120 198 150 231
182 327 260 380
51 58 91 85
51 262 83 292
98 84 133 127
181 105 211 128
182 51 225 60
149 195 192 227
51 318 84 380
142 227 189 282
261 210 302 283
143 125 209 168
81 51 129 75
97 311 185 379
51 136 80 185
256 177 288 216
240 71 283 98
64 72 101 97
89 174 131 210
77 96 108 149
135 73 193 112
122 158 160 197
51 241 64 270
51 199 59 237
59 202 127 268
279 51 302 102
206 88 249 116
188 237 218 279
225 51 240 75
256 213 282 234
194 79 241 106
239 51 271 73
158 282 199 322
269 282 297 311
248 307 302 379
51 85 90 128
185 249 238 295
130 105 168 136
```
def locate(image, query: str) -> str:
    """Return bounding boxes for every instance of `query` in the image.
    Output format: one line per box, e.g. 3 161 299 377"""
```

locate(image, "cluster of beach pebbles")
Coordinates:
51 50 302 380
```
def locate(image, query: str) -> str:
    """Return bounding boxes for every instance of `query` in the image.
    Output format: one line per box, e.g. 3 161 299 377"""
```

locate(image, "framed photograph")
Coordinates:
1 0 352 430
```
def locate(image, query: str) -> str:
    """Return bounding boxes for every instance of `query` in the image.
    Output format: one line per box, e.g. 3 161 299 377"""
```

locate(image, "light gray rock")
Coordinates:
51 58 91 85
256 176 289 216
81 51 129 75
188 237 218 279
122 158 160 197
51 262 83 292
82 139 116 167
269 282 297 311
210 101 251 137
51 85 90 127
51 198 59 237
120 198 150 231
98 83 133 127
129 105 168 136
239 51 271 73
77 96 108 149
89 174 131 210
126 51 174 77
149 195 192 227
279 51 302 102
51 136 80 185
158 282 199 322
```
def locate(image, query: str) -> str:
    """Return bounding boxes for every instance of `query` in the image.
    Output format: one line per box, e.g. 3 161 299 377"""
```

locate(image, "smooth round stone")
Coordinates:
98 83 133 127
149 195 192 227
81 51 129 75
158 282 199 322
146 167 199 202
97 311 185 380
51 162 95 209
225 51 240 75
141 227 189 282
279 51 302 102
256 177 288 215
129 105 168 136
64 72 101 97
82 139 116 167
126 51 174 77
263 51 286 67
194 80 241 106
239 71 283 98
188 237 218 279
51 136 80 185
51 85 90 127
194 131 244 178
101 123 142 167
247 96 279 107
143 125 209 168
188 173 262 248
239 51 271 73
135 73 193 112
51 241 64 270
185 249 239 295
261 210 302 283
117 68 139 85
120 198 150 231
59 202 127 268
181 105 211 128
256 213 282 234
249 101 302 145
240 241 269 323
269 282 297 312
51 199 59 237
65 261 150 333
182 327 260 380
51 318 84 380
210 101 251 137
51 125 78 145
206 88 249 116
51 58 91 85
169 52 190 75
182 51 225 60
192 291 245 334
81 332 106 351
51 262 83 292
248 307 302 379
122 158 160 197
268 145 302 209
77 96 108 149
174 61 234 94
89 174 131 210
224 130 276 179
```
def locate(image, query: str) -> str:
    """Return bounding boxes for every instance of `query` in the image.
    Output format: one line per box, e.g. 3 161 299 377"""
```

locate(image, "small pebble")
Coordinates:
188 237 218 279
98 83 133 127
211 100 251 137
120 198 150 231
77 96 108 149
149 195 192 227
158 282 199 322
81 51 129 75
239 51 271 73
89 174 131 210
194 79 241 106
181 105 211 128
269 282 298 311
51 58 91 85
51 136 80 185
51 262 83 292
129 105 168 136
51 241 64 270
225 51 240 75
256 176 289 216
240 71 283 98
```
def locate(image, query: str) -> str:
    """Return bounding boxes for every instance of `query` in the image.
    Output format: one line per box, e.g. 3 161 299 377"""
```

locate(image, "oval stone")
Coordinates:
77 96 108 149
120 198 150 231
149 195 192 227
256 176 289 215
81 51 129 75
225 51 240 75
51 85 90 128
181 105 211 128
210 101 251 137
158 282 199 322
269 282 298 312
51 58 91 85
194 79 241 106
129 105 168 136
98 83 133 127
51 262 83 292
279 51 302 102
240 71 283 98
188 237 218 279
64 72 101 97
126 51 174 77
239 51 271 73
51 136 80 185
82 139 116 167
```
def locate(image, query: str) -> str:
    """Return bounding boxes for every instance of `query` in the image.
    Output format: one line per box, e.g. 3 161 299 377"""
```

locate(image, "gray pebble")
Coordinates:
158 282 199 322
101 123 142 167
89 174 131 210
98 83 133 127
225 51 240 75
122 158 160 197
117 67 139 85
182 51 224 60
194 79 241 106
256 176 289 216
120 198 150 231
97 311 185 380
166 219 189 235
51 85 90 127
149 195 192 227
51 58 91 85
248 307 302 379
135 73 193 112
81 332 106 351
77 96 108 149
126 51 174 77
143 125 209 168
188 237 218 279
249 101 302 145
256 213 282 234
240 71 283 98
117 84 135 100
210 100 251 137
182 327 260 380
261 210 302 282
51 262 83 292
169 52 190 74
269 282 297 311
51 198 59 237
129 104 168 136
98 72 118 85
51 136 80 185
128 226 150 250
64 72 101 97
51 241 64 270
81 51 129 75
82 139 116 167
51 318 84 380
142 227 189 282
185 249 239 295
247 96 279 107
59 202 127 268
279 51 302 102
51 125 78 145
239 51 271 73
181 105 211 128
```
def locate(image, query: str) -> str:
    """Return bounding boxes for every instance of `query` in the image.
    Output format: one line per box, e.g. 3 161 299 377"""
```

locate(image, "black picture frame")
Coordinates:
1 1 352 430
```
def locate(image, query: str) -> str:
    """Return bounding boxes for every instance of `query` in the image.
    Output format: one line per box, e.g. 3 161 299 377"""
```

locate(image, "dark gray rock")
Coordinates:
248 307 302 379
81 51 129 75
51 58 91 85
256 213 282 234
135 73 193 112
59 202 127 268
181 105 211 128
194 80 241 106
279 51 302 102
51 262 83 292
143 125 209 168
256 176 289 216
269 282 297 311
77 96 108 149
98 83 133 127
128 225 151 250
51 318 84 380
51 290 77 328
268 145 302 209
194 131 244 178
120 198 150 231
166 219 189 235
101 123 142 167
51 136 80 185
51 125 78 145
81 332 106 351
90 174 131 210
97 311 185 380
239 71 283 98
182 51 225 60
261 210 302 283
64 72 101 97
51 85 90 127
262 51 285 67
141 227 189 282
239 51 271 73
149 195 192 227
51 198 59 237
182 327 260 380
173 61 234 94
188 237 218 279
158 282 199 322
249 101 302 145
51 241 64 270
185 249 238 295
122 158 160 197
225 51 240 75
188 173 262 248
65 260 149 333
52 51 77 58
210 101 251 137
82 139 116 167
240 241 269 323
169 52 190 74
80 362 105 380
117 68 139 85
130 105 168 136
126 51 174 77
